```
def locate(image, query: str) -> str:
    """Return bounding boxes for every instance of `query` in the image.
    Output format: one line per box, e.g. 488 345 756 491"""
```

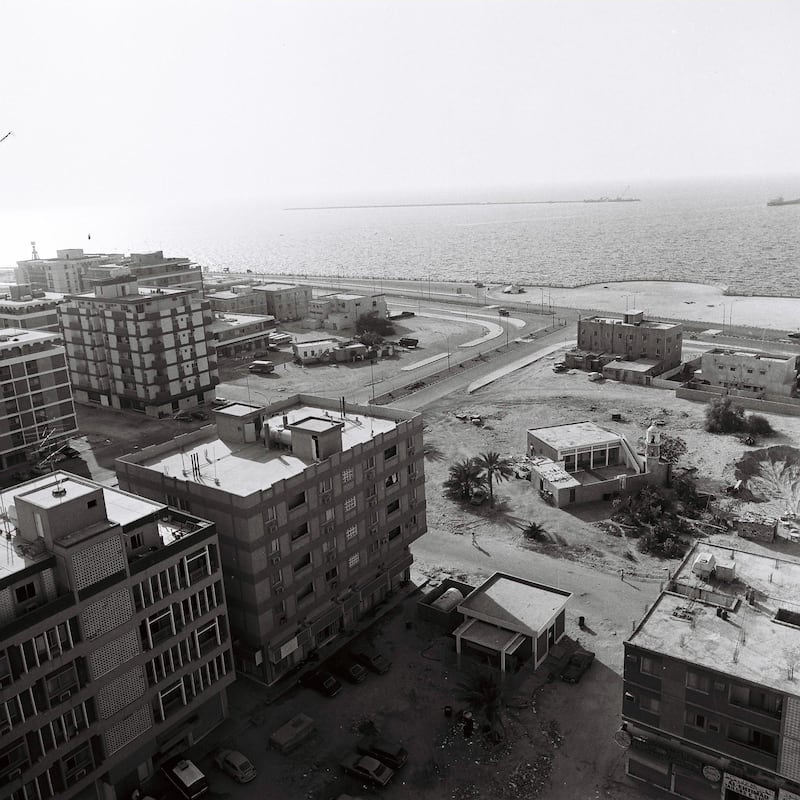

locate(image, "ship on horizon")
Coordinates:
766 196 800 206
583 196 641 203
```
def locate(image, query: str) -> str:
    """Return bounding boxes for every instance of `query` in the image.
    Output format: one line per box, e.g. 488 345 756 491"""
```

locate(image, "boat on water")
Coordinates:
583 196 641 203
766 196 800 206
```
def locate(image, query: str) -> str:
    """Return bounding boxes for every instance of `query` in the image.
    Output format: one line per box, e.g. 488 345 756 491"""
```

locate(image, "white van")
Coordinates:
587 371 604 382
249 360 275 374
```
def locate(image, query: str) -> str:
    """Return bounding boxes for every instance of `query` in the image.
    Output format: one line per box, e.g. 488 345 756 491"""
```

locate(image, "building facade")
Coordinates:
0 289 61 334
623 543 800 800
0 330 78 472
59 275 218 416
253 283 311 322
697 348 800 398
208 313 276 358
308 293 387 331
16 250 121 295
115 395 427 685
0 473 232 800
572 310 684 376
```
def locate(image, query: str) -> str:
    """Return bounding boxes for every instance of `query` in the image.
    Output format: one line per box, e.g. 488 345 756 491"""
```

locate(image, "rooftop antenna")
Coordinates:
31 241 39 260
0 131 12 145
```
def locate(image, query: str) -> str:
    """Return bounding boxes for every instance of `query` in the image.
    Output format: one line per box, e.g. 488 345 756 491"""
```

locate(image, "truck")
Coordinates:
249 360 275 374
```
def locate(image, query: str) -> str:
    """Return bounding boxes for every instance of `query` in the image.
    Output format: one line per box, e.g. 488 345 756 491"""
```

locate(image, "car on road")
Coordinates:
214 749 257 783
330 654 367 684
561 650 595 683
174 411 192 422
352 648 391 675
300 669 342 697
356 738 408 770
340 753 394 787
498 308 510 316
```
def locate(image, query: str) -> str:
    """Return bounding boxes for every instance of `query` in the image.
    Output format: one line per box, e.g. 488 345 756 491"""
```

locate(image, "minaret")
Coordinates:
645 422 661 471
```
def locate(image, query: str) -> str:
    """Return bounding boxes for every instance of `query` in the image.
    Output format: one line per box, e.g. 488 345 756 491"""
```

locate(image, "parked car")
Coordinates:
174 411 192 422
561 650 595 683
498 308 510 316
340 753 394 787
356 738 408 770
352 648 391 675
330 654 367 684
214 749 257 783
300 669 342 697
59 446 82 459
211 397 228 407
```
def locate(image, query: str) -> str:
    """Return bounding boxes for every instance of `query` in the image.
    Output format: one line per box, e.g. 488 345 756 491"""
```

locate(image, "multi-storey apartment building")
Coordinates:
59 275 218 416
0 329 78 472
253 283 311 322
16 249 121 295
571 310 684 377
623 542 800 800
0 288 61 334
0 472 232 800
87 252 205 294
115 395 427 685
207 285 267 316
696 348 800 398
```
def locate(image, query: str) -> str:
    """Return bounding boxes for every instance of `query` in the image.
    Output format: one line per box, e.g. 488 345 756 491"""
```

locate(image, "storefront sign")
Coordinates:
279 636 299 660
778 789 800 800
702 765 721 783
723 773 775 800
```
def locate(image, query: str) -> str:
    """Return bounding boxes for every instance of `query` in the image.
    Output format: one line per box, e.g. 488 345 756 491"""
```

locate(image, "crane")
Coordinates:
0 131 12 144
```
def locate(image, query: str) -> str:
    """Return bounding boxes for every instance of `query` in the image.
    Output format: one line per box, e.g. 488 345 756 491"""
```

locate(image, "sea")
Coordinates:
2 177 799 297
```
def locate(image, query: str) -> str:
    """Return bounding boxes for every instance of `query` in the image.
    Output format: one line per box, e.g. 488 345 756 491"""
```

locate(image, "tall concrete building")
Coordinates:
16 249 122 295
87 252 205 294
0 329 78 471
623 542 800 800
252 283 312 322
0 472 232 800
116 395 427 685
59 275 218 416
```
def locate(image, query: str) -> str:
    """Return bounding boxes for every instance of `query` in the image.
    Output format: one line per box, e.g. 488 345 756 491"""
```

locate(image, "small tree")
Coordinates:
659 434 688 465
443 458 485 501
705 396 746 434
522 521 547 541
746 414 774 437
356 312 395 339
475 451 515 506
455 666 506 738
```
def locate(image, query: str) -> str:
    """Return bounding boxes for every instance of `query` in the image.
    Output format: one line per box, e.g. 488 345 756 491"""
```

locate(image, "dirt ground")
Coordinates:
65 309 800 800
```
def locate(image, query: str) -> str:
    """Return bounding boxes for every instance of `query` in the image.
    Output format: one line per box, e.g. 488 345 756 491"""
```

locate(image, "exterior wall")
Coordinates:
0 486 232 800
0 302 60 334
59 284 218 416
253 286 311 322
577 316 683 373
677 384 800 418
699 350 799 397
0 334 78 470
114 399 427 685
208 290 269 316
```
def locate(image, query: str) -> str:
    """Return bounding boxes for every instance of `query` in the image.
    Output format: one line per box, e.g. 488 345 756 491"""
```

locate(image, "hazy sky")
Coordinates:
1 0 798 208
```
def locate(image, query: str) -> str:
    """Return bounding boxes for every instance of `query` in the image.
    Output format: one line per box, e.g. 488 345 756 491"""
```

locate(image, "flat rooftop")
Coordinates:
587 316 677 330
529 456 581 489
528 420 622 450
708 348 793 363
459 573 572 635
254 283 301 292
133 403 399 497
0 474 169 581
0 328 60 347
607 359 660 373
208 312 275 329
629 543 800 694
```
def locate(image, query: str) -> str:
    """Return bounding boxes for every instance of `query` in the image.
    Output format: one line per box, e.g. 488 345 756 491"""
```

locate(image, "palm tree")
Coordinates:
475 451 515 506
443 457 485 501
455 665 506 738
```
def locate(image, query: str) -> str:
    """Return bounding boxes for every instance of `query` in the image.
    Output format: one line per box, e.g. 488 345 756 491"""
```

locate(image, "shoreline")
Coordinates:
263 273 800 333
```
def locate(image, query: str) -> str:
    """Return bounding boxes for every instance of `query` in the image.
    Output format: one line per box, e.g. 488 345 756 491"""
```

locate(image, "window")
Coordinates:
730 684 782 716
319 477 332 493
387 499 400 515
385 472 399 489
130 533 144 550
345 525 358 541
640 655 660 676
291 522 309 541
686 670 710 692
341 467 354 483
640 695 661 713
297 582 314 603
344 496 356 512
388 526 401 541
348 553 360 568
686 710 706 729
288 491 306 511
325 567 338 582
383 445 397 461
728 724 777 754
293 553 312 574
15 583 36 604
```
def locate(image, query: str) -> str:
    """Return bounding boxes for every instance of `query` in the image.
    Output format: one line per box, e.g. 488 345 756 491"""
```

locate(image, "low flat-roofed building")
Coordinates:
623 542 800 800
453 572 571 672
697 348 800 398
0 290 63 333
208 312 276 357
253 283 311 322
115 394 427 685
0 472 232 800
526 420 667 507
308 292 387 331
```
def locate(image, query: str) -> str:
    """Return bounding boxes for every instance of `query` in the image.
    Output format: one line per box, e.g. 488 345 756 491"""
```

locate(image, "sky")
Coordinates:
1 0 799 209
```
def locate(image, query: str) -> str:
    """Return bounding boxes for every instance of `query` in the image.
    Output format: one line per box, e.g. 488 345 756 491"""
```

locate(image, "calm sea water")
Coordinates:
3 177 799 296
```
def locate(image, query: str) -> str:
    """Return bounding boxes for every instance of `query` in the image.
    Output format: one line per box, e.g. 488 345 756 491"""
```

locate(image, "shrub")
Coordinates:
746 414 774 437
705 396 746 434
522 521 547 541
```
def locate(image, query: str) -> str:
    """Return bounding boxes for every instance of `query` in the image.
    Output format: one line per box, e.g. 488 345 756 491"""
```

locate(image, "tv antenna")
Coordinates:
0 132 12 145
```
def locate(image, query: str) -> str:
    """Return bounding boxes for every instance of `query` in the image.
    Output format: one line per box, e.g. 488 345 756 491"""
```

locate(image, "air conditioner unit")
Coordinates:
321 493 332 504
407 447 415 456
8 769 21 781
270 554 281 565
266 522 278 534
322 524 334 536
74 768 88 781
0 722 11 735
369 526 378 535
60 691 72 702
273 584 284 595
